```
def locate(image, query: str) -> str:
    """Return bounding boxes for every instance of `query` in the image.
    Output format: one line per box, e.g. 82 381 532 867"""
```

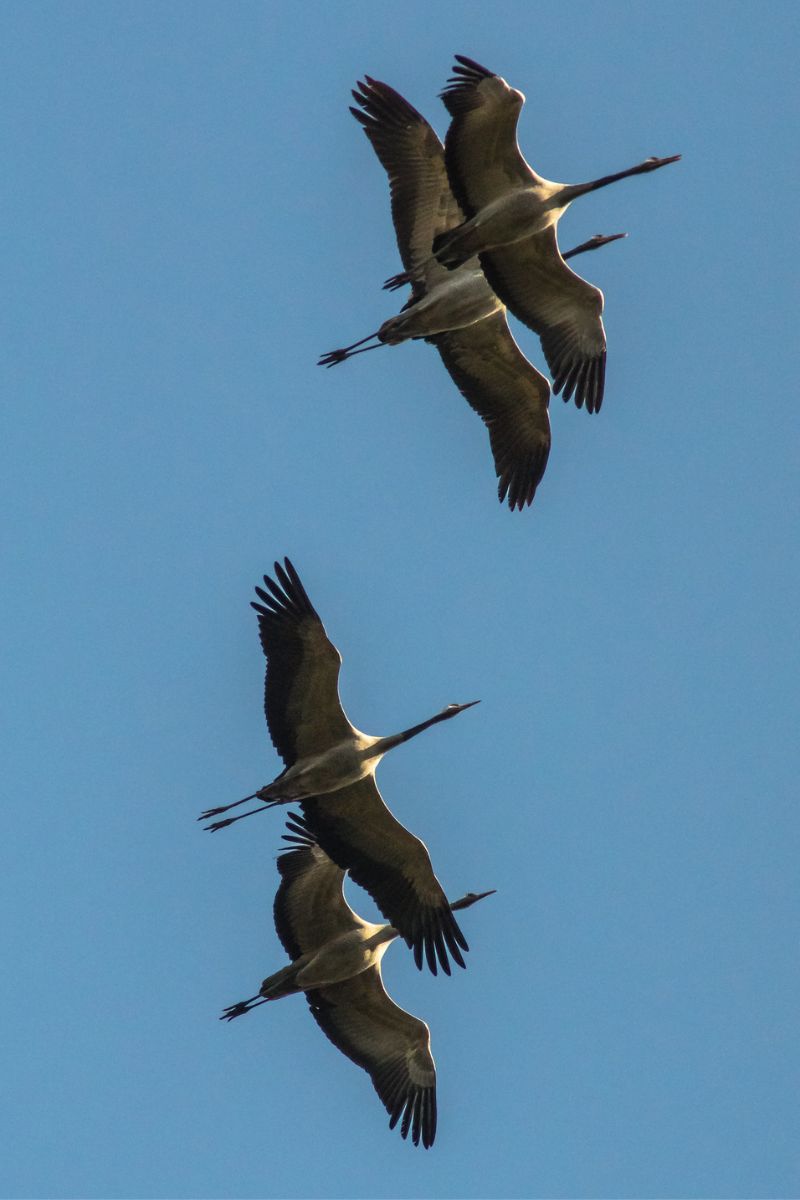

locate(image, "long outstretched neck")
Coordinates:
370 701 480 755
557 154 681 203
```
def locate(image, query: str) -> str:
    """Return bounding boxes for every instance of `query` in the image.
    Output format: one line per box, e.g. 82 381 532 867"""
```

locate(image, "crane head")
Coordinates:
441 699 480 716
450 889 497 912
641 154 682 171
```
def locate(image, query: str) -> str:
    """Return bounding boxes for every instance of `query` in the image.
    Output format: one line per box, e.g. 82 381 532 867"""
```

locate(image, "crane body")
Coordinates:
258 923 395 999
427 55 680 412
435 55 679 271
377 266 500 342
252 701 477 807
201 559 476 825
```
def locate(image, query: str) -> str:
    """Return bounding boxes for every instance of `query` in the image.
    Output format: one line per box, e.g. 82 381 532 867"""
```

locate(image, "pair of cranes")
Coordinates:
321 56 678 507
205 559 491 1150
206 56 679 1147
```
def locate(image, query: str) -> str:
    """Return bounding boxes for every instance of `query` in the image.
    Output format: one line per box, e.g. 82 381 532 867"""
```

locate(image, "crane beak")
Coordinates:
588 232 628 248
446 699 480 714
644 153 681 169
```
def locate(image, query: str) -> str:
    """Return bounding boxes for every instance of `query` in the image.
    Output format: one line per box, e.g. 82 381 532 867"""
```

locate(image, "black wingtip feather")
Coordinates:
349 104 369 129
422 1089 433 1148
595 353 606 412
559 361 581 403
412 1090 423 1146
251 559 319 630
400 1098 413 1141
424 930 437 975
352 76 424 130
453 54 493 76
449 908 469 953
282 811 314 846
440 55 496 113
433 927 448 973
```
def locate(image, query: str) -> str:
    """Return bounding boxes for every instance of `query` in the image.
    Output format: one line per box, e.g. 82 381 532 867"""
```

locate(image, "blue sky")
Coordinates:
1 2 798 1197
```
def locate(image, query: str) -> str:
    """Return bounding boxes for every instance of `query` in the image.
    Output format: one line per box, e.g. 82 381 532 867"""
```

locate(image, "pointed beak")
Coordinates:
646 153 682 169
449 699 480 714
591 232 628 247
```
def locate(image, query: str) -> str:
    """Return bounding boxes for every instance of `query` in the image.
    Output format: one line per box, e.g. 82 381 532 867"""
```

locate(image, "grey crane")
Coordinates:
200 559 478 974
431 55 680 414
319 77 624 508
223 813 494 1148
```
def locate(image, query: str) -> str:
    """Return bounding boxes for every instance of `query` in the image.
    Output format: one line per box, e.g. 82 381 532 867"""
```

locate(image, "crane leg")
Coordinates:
198 792 260 821
220 995 268 1021
203 798 285 833
383 269 413 291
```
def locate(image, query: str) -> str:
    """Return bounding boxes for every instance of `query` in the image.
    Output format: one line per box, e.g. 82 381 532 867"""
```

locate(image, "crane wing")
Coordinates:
350 77 462 288
300 777 468 976
307 966 437 1148
440 54 540 217
478 226 607 413
251 559 354 767
431 311 551 509
272 813 363 961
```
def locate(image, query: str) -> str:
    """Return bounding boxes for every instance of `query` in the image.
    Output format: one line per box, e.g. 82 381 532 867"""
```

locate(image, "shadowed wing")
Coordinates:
307 967 437 1148
351 77 462 288
440 54 539 218
479 227 607 413
431 311 551 509
301 778 468 976
272 813 362 961
251 559 353 767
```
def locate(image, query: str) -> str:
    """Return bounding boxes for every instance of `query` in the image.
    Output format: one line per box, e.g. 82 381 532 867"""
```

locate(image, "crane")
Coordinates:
431 55 680 413
222 813 494 1148
201 559 479 974
319 76 625 507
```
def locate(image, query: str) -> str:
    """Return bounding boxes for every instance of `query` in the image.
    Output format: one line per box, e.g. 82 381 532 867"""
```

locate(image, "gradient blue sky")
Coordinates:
2 3 798 1197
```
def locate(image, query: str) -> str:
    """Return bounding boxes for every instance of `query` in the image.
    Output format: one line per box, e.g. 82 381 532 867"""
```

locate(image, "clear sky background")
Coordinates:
1 3 798 1198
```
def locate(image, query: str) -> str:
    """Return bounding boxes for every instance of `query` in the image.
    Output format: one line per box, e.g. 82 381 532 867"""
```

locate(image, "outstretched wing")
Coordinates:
440 54 539 218
350 76 462 287
479 227 607 413
307 966 437 1148
301 777 468 976
251 559 354 767
431 311 551 509
273 813 362 961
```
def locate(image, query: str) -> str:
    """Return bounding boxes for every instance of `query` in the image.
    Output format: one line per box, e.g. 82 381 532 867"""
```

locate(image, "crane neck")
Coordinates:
368 707 467 757
556 156 679 204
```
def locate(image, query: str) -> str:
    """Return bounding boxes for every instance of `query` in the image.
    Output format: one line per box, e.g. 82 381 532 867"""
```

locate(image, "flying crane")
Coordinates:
319 77 624 506
223 813 494 1148
432 55 680 413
